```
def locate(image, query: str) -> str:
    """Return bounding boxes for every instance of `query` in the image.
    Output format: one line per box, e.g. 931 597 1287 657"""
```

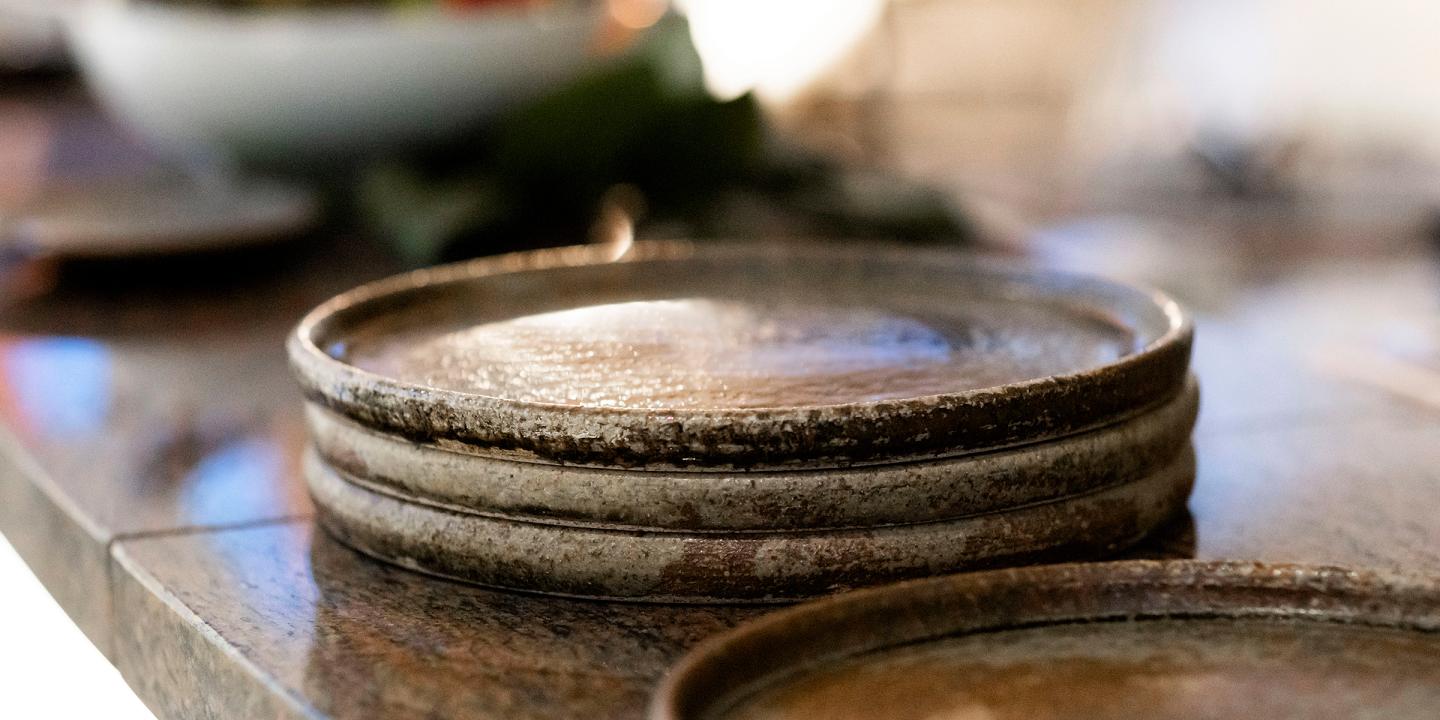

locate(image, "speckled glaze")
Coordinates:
305 446 1194 602
651 561 1440 720
306 377 1198 531
288 242 1193 470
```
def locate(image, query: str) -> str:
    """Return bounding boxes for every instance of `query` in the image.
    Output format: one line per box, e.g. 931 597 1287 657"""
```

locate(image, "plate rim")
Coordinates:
289 240 1194 469
304 376 1198 530
649 559 1440 720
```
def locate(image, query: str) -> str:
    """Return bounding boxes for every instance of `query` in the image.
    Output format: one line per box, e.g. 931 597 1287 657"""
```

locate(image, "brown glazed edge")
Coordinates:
288 241 1194 470
305 446 1195 603
649 560 1440 720
306 377 1198 531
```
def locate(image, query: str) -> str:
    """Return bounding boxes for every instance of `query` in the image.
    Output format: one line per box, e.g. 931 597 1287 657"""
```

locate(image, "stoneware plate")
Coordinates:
306 376 1198 531
305 447 1194 602
289 241 1192 470
650 560 1440 719
3 177 318 258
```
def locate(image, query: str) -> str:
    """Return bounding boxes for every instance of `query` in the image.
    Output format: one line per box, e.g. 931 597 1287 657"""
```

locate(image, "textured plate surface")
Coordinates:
652 561 1440 720
306 376 1198 530
305 447 1194 602
290 242 1192 469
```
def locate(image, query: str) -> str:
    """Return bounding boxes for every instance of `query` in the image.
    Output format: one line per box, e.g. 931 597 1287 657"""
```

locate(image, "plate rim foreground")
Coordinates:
288 241 1194 470
648 560 1440 720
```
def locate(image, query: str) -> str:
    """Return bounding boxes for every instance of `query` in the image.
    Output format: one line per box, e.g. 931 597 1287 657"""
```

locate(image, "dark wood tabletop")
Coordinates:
2 85 1439 720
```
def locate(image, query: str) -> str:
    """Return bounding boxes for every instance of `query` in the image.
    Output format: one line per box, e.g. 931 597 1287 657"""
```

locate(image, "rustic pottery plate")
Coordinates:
305 376 1197 531
650 560 1440 719
4 177 318 258
289 241 1192 470
305 447 1194 602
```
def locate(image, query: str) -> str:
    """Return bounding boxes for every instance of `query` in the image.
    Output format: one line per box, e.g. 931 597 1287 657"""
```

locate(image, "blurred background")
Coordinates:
6 0 1439 394
6 0 1440 272
3 1 1440 717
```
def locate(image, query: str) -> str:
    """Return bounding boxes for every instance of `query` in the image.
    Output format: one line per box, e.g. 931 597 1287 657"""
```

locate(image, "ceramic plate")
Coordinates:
652 560 1440 718
305 447 1194 602
290 241 1192 470
5 177 318 258
305 376 1197 531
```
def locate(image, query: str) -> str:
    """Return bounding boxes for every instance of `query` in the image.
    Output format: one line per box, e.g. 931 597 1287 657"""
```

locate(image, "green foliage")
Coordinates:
361 13 969 265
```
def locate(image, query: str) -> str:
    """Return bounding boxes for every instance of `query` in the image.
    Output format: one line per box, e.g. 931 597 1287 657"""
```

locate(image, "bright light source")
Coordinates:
677 0 885 101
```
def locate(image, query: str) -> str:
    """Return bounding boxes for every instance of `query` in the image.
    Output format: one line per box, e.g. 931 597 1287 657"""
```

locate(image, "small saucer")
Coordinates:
5 176 318 259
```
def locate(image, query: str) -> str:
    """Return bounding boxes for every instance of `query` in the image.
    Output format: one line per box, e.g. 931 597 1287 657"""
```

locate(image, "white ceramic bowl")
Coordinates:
66 1 609 163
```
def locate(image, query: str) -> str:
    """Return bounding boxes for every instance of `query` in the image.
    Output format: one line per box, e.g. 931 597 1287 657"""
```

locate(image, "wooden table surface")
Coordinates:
3 84 1439 719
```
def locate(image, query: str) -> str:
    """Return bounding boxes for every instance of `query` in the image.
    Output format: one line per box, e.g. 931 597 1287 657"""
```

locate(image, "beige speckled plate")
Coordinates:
305 446 1194 602
651 561 1440 719
305 376 1198 531
289 241 1192 470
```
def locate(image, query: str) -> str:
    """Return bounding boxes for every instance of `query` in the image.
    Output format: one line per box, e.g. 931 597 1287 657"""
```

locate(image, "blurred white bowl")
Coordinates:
66 1 609 164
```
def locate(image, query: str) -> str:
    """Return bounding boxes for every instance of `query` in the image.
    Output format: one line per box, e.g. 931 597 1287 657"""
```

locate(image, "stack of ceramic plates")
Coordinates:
289 241 1196 602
